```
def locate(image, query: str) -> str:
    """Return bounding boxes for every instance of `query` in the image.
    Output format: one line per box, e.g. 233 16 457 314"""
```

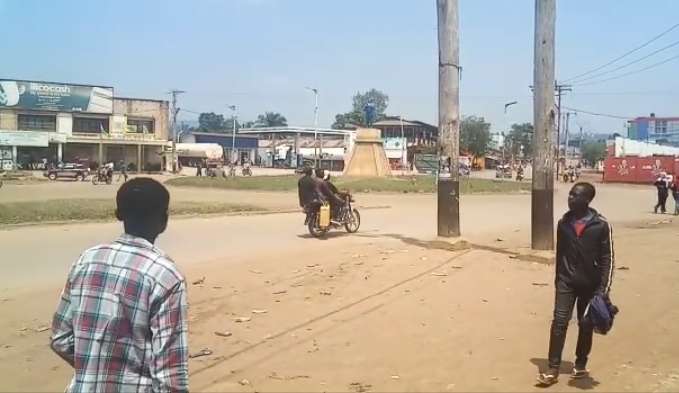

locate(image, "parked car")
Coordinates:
44 163 90 181
495 165 513 179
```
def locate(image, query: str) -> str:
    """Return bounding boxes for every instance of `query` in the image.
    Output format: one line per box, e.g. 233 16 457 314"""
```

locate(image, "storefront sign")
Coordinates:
0 79 113 114
0 131 49 147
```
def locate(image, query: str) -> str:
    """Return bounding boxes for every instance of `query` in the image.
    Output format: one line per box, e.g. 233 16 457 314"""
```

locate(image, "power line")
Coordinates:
562 106 631 119
571 53 679 87
561 22 679 83
568 38 679 84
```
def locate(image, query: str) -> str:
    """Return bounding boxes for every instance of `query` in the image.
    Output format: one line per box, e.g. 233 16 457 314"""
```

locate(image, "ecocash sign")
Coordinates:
29 83 71 94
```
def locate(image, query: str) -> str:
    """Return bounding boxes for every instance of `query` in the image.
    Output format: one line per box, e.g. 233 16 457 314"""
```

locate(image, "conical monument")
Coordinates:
343 128 392 177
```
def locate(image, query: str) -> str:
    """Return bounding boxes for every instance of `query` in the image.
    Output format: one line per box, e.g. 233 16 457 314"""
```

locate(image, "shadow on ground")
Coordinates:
530 358 600 390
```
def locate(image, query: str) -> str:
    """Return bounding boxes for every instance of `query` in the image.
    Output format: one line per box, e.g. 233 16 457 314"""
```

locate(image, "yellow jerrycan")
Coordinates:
319 204 331 228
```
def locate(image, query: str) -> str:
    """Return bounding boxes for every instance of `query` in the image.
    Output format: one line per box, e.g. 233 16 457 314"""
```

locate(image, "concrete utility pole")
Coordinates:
305 87 319 167
531 0 556 251
436 0 461 238
564 111 571 163
227 105 237 163
554 82 571 179
169 89 185 174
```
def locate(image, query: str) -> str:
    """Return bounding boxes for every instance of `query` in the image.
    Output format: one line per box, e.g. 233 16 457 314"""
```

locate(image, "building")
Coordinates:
367 117 438 146
0 78 169 171
627 113 679 146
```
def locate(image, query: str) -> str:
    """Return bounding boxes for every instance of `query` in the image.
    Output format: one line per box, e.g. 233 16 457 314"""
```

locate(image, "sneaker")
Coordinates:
571 366 590 379
536 368 559 386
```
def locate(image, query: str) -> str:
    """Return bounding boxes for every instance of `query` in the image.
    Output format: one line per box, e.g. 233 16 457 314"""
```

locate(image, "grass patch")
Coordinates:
0 199 267 225
165 175 532 194
1 172 48 185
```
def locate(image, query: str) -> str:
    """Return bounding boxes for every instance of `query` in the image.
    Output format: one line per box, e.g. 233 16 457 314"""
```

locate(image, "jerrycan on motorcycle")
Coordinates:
319 204 331 228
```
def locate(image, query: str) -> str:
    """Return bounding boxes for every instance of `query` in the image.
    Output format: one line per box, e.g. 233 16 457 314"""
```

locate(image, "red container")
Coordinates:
636 156 674 184
604 157 638 183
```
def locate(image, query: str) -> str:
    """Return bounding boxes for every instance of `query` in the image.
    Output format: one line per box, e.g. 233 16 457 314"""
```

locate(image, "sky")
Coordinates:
2 0 679 136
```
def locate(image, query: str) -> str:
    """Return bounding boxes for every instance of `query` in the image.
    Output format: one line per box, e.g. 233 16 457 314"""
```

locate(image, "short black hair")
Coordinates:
302 166 312 176
573 181 596 200
116 177 170 223
314 168 324 178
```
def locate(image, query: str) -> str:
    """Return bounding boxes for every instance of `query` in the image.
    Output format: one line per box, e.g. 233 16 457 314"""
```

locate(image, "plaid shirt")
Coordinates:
50 234 189 393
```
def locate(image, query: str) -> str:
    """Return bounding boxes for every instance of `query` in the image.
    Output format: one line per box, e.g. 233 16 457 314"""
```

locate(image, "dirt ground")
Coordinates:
0 182 677 392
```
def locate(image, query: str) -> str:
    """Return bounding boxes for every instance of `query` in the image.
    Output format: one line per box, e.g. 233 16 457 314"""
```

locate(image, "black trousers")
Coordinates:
655 191 668 213
547 280 595 371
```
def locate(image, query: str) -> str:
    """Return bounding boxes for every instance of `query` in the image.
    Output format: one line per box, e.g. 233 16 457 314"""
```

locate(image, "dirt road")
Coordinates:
0 183 676 392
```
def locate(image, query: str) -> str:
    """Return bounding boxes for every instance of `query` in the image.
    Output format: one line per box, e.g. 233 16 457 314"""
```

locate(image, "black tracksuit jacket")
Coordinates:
555 208 615 294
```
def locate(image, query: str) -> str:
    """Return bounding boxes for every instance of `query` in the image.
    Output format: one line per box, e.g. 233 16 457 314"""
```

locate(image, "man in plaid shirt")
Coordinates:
50 178 189 392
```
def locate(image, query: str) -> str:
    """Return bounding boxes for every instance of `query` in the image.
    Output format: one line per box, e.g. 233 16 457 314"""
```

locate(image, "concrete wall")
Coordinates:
113 98 169 141
0 109 18 129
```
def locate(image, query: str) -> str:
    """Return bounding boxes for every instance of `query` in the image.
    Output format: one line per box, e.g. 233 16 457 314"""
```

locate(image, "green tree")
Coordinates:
580 141 606 166
460 116 492 158
197 112 226 132
507 123 533 158
255 112 288 128
222 116 242 132
332 89 389 129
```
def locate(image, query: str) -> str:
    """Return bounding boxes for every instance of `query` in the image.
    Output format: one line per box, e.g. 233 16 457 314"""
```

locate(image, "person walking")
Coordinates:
536 182 615 387
654 171 670 214
50 178 189 392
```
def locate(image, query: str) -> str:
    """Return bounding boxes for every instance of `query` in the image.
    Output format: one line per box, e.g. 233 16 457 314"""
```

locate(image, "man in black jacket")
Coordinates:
297 167 318 224
537 182 615 387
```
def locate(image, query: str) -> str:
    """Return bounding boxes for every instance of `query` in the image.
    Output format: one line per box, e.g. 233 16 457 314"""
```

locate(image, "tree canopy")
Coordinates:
580 141 606 165
196 111 287 132
507 123 533 158
197 112 227 132
460 116 492 158
332 89 389 129
255 111 288 128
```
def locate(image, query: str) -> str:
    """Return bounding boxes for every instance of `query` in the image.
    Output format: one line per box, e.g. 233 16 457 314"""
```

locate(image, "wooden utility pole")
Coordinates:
436 0 461 238
531 0 556 250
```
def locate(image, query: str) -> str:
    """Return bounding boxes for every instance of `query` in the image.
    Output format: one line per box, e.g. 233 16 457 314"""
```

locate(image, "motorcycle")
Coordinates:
562 172 575 183
516 173 524 182
306 193 361 238
242 166 252 176
92 168 113 185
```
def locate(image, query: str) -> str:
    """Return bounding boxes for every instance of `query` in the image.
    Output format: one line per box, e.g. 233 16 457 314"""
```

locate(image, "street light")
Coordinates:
398 116 406 175
304 87 319 166
502 101 518 182
227 104 237 164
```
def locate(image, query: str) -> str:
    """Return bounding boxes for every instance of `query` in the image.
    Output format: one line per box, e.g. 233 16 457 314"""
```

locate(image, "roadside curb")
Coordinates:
0 205 392 231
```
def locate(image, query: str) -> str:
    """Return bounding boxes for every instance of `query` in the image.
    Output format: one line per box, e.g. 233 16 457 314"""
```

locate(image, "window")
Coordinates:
17 114 57 132
73 117 109 134
126 118 154 134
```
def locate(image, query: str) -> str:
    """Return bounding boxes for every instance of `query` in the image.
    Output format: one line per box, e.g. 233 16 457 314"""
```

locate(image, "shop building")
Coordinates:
0 79 169 171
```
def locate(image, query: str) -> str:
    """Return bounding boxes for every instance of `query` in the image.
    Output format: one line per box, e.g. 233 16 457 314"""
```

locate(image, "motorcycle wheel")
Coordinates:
92 176 99 185
0 180 3 188
106 176 112 185
344 208 361 233
307 217 328 238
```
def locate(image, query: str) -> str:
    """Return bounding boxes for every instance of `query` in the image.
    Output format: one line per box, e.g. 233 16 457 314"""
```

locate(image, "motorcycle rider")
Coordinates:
314 168 344 223
297 166 318 224
323 172 348 220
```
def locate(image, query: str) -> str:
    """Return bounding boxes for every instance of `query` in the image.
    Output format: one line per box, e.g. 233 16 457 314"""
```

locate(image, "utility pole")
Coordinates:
227 105 237 164
564 111 571 164
531 0 556 251
436 0 461 238
554 82 571 179
169 89 184 174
